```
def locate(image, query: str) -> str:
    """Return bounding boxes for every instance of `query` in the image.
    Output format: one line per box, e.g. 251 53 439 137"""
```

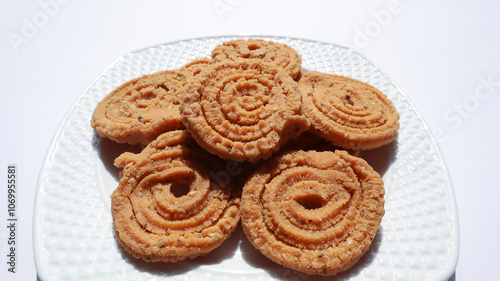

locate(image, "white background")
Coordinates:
1 0 499 280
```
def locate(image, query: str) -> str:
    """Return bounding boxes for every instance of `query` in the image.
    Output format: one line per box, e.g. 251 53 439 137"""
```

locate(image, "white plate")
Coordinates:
34 36 459 281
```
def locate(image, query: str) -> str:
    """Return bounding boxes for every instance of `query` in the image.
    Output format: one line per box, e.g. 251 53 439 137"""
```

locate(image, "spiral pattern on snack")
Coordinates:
241 150 385 275
179 59 310 162
299 71 400 150
180 57 214 77
111 130 240 262
91 70 192 145
211 39 303 80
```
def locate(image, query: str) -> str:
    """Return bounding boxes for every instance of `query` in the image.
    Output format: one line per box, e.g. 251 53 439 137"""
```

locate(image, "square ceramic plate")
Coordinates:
34 36 459 281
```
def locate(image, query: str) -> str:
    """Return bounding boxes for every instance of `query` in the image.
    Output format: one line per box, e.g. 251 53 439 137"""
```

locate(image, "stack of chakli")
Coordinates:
90 38 399 276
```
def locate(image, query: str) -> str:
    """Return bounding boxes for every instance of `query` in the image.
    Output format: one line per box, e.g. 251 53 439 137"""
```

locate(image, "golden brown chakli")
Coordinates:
240 150 385 276
179 58 310 163
299 71 400 150
111 130 240 262
91 70 191 145
211 38 302 80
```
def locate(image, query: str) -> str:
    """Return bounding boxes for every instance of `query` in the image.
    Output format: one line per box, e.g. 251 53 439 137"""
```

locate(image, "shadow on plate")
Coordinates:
239 227 384 280
95 136 143 182
359 140 398 178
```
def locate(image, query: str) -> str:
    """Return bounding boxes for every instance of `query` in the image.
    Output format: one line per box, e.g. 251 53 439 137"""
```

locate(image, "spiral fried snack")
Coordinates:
91 70 191 145
111 130 240 262
180 57 214 76
179 59 310 163
299 71 400 150
211 39 302 80
241 150 385 275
